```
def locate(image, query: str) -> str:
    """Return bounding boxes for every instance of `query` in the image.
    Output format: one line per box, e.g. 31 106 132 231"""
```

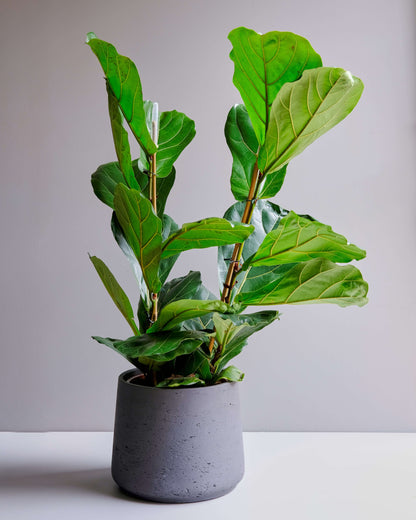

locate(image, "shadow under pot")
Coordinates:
111 369 245 503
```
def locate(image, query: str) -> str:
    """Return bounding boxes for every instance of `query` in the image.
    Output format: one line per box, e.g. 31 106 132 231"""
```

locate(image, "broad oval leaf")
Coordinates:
113 184 162 293
228 27 322 144
258 67 364 175
87 34 157 156
249 211 366 266
149 299 230 332
93 330 210 363
161 218 254 259
158 271 202 309
235 258 368 307
89 255 139 335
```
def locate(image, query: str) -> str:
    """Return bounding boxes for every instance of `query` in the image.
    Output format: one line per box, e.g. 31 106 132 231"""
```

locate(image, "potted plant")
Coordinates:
86 27 368 503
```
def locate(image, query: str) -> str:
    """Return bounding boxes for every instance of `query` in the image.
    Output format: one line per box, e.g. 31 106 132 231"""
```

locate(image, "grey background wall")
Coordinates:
1 0 415 431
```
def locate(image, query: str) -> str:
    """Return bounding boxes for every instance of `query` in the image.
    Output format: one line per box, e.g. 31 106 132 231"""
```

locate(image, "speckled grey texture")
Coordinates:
111 369 245 503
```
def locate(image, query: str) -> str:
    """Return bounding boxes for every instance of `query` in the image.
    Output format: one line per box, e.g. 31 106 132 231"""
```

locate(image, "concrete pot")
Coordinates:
111 368 245 503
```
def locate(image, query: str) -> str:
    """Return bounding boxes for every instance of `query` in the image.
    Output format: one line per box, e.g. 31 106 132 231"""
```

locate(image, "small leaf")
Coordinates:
114 184 162 293
158 271 202 309
89 255 139 335
258 67 364 175
228 27 322 144
156 167 176 218
159 214 180 285
157 374 205 388
93 330 210 363
215 366 244 383
149 299 230 332
235 258 368 307
162 218 254 259
258 165 288 199
249 211 366 266
87 35 157 156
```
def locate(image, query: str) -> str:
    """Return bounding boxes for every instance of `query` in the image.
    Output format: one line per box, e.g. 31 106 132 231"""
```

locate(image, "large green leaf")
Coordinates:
158 271 202 309
149 299 230 332
249 211 366 266
225 104 287 200
181 283 218 332
235 258 368 307
93 330 210 363
86 33 157 156
159 214 179 285
107 85 139 189
218 200 288 297
113 184 162 293
258 67 364 175
162 218 254 259
157 111 196 177
89 255 139 335
91 161 148 209
228 27 322 145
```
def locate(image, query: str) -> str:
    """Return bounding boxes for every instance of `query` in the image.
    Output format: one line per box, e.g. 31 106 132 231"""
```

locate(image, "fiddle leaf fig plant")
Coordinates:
86 27 368 387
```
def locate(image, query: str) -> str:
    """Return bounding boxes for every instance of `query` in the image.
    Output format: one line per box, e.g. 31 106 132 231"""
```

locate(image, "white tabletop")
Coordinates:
0 432 415 519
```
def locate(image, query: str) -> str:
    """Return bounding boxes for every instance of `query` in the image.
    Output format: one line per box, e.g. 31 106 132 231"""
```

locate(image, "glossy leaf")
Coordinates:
249 211 366 266
107 85 139 189
86 34 157 156
181 283 218 332
157 111 196 177
159 214 180 285
228 27 322 144
157 374 205 388
156 167 176 217
235 258 368 307
215 366 244 383
113 184 162 293
258 164 288 199
162 218 254 259
89 255 139 335
258 67 364 175
149 299 230 332
158 271 202 309
92 330 210 363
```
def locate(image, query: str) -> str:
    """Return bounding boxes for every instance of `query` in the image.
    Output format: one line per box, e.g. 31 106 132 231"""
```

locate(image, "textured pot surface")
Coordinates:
111 369 245 503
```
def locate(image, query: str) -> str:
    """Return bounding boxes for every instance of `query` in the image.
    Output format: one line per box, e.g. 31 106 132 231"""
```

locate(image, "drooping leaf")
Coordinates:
86 34 157 156
89 255 139 335
149 299 230 332
158 271 202 309
157 374 206 388
235 258 368 307
215 366 244 383
91 161 148 209
113 184 162 293
258 67 364 175
218 200 288 298
159 214 180 285
249 211 366 266
107 85 139 189
162 218 254 259
93 330 210 363
157 111 196 177
228 27 322 145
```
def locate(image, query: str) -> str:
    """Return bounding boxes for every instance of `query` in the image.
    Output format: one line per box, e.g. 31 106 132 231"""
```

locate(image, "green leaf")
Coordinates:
225 104 288 200
156 167 176 218
158 271 202 309
89 255 139 335
235 258 368 307
162 218 254 259
157 374 205 388
215 366 244 383
107 85 139 190
113 184 162 293
159 214 180 285
218 200 288 298
258 67 364 175
93 330 210 363
87 35 157 156
249 211 366 266
91 161 148 209
157 111 196 177
228 27 322 145
149 299 230 332
181 283 218 332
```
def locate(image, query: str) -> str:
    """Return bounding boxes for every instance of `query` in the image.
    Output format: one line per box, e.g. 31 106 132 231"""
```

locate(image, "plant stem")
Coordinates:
150 116 159 323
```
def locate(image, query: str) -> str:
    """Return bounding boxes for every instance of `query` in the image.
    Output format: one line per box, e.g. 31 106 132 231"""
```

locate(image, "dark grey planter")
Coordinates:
111 369 245 503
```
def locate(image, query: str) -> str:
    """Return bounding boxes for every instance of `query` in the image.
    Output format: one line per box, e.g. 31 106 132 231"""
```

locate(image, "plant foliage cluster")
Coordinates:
87 27 368 387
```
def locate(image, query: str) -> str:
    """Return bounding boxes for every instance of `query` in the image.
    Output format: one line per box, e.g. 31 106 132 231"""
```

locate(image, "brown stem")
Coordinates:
150 117 158 324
